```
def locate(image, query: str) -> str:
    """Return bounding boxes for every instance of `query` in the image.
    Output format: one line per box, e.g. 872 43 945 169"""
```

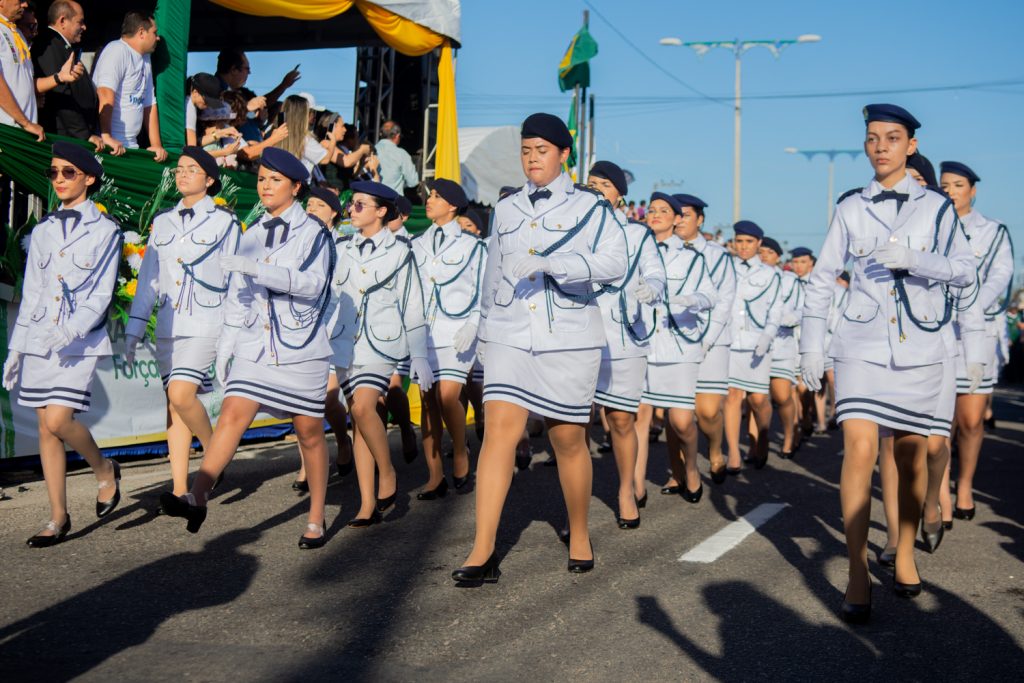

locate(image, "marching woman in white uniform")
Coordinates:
126 147 240 499
3 143 122 547
759 237 803 458
452 114 626 583
801 104 977 621
457 208 488 440
330 181 433 527
160 148 336 549
939 161 1014 521
587 161 666 527
412 178 485 498
635 192 717 505
723 221 783 471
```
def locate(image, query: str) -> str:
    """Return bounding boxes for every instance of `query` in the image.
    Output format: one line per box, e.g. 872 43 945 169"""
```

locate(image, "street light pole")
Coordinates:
661 34 821 225
784 147 862 225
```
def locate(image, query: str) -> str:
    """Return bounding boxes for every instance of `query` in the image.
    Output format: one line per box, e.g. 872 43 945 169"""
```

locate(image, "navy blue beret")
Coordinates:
733 220 764 239
672 193 707 210
907 152 938 188
521 112 573 149
761 237 783 256
51 141 102 180
307 185 343 217
260 147 309 183
180 145 221 195
588 160 628 197
863 103 920 134
939 161 980 184
395 195 412 217
431 178 469 211
462 208 485 234
790 246 813 258
649 192 682 216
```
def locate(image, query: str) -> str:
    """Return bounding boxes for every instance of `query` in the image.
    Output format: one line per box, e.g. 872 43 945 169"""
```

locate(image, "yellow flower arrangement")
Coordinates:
125 279 137 297
214 196 227 206
95 202 107 214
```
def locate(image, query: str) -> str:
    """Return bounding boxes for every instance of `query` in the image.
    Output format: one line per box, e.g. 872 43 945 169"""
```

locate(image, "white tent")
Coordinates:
458 126 524 206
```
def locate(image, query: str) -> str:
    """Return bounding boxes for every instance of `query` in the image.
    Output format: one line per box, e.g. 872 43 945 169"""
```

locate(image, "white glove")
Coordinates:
3 351 22 391
452 322 478 354
409 357 434 392
511 255 552 279
966 362 985 394
875 242 919 271
42 324 76 353
124 335 142 365
782 311 800 327
754 333 773 357
800 352 824 392
674 294 701 309
633 283 658 304
220 255 261 277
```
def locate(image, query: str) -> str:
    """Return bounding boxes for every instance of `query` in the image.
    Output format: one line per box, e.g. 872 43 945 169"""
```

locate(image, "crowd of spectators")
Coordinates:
0 1 422 201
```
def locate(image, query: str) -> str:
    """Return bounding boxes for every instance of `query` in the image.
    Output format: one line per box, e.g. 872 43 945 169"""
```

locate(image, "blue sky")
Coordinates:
188 0 1023 276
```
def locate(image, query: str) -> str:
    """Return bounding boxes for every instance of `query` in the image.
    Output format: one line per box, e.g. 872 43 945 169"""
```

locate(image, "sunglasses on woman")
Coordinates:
45 167 84 181
348 200 379 213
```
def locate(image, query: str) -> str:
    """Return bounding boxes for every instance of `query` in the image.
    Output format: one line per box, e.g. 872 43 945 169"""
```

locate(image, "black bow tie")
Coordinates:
51 209 82 239
741 260 752 269
263 217 288 248
433 228 445 252
178 208 194 221
658 242 668 251
872 190 909 212
358 239 376 256
683 241 697 251
529 188 552 206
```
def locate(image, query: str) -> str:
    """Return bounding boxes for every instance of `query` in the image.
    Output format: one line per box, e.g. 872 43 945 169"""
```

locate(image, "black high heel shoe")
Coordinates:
710 465 727 484
876 546 896 568
660 484 680 495
159 492 207 533
725 466 742 476
452 552 501 583
26 515 71 548
417 478 449 500
952 506 975 520
942 520 953 530
291 478 309 493
568 541 595 573
298 523 327 550
636 491 648 509
893 564 922 598
920 508 945 554
375 492 397 513
336 458 354 478
347 510 382 528
680 483 703 504
453 473 472 490
515 442 532 471
96 460 121 519
840 583 872 625
617 516 640 529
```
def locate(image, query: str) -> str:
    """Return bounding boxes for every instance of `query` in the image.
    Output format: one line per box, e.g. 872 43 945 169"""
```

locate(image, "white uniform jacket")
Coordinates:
328 227 428 367
224 202 334 366
692 234 736 348
643 235 718 364
598 212 666 359
127 196 240 339
960 210 1014 338
800 175 977 368
730 254 783 351
775 269 804 348
10 201 121 357
412 220 486 348
479 172 627 352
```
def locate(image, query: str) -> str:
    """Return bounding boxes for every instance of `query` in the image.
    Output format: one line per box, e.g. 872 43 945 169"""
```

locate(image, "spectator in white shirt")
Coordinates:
93 10 166 161
376 120 419 195
272 94 344 174
0 0 44 140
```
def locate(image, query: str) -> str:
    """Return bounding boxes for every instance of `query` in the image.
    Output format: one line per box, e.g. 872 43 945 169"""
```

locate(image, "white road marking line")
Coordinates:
678 503 789 563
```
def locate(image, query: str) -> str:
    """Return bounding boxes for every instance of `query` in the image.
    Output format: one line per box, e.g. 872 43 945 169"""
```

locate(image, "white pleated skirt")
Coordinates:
595 356 647 413
483 343 600 423
155 336 216 393
696 343 730 395
337 362 397 400
425 344 475 384
930 360 956 437
834 358 943 437
728 348 772 395
225 358 329 419
18 353 98 413
642 361 699 409
955 338 996 395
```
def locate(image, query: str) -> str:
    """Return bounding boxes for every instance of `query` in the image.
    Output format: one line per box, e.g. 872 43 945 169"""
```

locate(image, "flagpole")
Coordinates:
578 10 589 182
587 94 596 174
572 84 581 180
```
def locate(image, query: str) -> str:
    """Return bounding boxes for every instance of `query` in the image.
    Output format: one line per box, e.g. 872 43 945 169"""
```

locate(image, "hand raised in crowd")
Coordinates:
57 54 85 84
88 135 104 152
148 145 169 163
266 123 289 145
246 95 267 113
102 133 125 156
279 66 301 89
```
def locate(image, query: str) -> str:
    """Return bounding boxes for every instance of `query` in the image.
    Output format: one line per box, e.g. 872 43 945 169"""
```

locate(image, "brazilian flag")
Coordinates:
558 25 599 92
565 97 578 170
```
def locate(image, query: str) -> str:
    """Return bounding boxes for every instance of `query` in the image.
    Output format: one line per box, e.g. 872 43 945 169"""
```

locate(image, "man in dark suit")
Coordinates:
31 0 100 150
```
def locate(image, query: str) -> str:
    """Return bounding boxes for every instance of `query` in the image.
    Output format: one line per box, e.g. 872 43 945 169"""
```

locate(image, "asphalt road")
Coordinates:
1 388 1022 682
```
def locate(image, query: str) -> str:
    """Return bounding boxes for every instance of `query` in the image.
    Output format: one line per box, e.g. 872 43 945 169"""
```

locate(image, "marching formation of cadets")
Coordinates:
3 104 1015 625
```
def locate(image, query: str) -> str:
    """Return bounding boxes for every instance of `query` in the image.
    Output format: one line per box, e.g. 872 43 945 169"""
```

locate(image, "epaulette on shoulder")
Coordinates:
214 204 236 216
496 189 519 204
336 234 353 244
923 185 949 199
575 183 603 197
152 206 175 220
395 234 411 245
836 188 863 205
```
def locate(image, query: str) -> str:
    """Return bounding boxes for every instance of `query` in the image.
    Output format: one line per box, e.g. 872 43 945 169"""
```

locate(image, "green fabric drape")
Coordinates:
154 0 192 151
0 125 259 227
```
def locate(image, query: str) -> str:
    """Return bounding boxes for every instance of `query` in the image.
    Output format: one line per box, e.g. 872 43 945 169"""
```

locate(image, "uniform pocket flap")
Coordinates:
842 302 879 322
